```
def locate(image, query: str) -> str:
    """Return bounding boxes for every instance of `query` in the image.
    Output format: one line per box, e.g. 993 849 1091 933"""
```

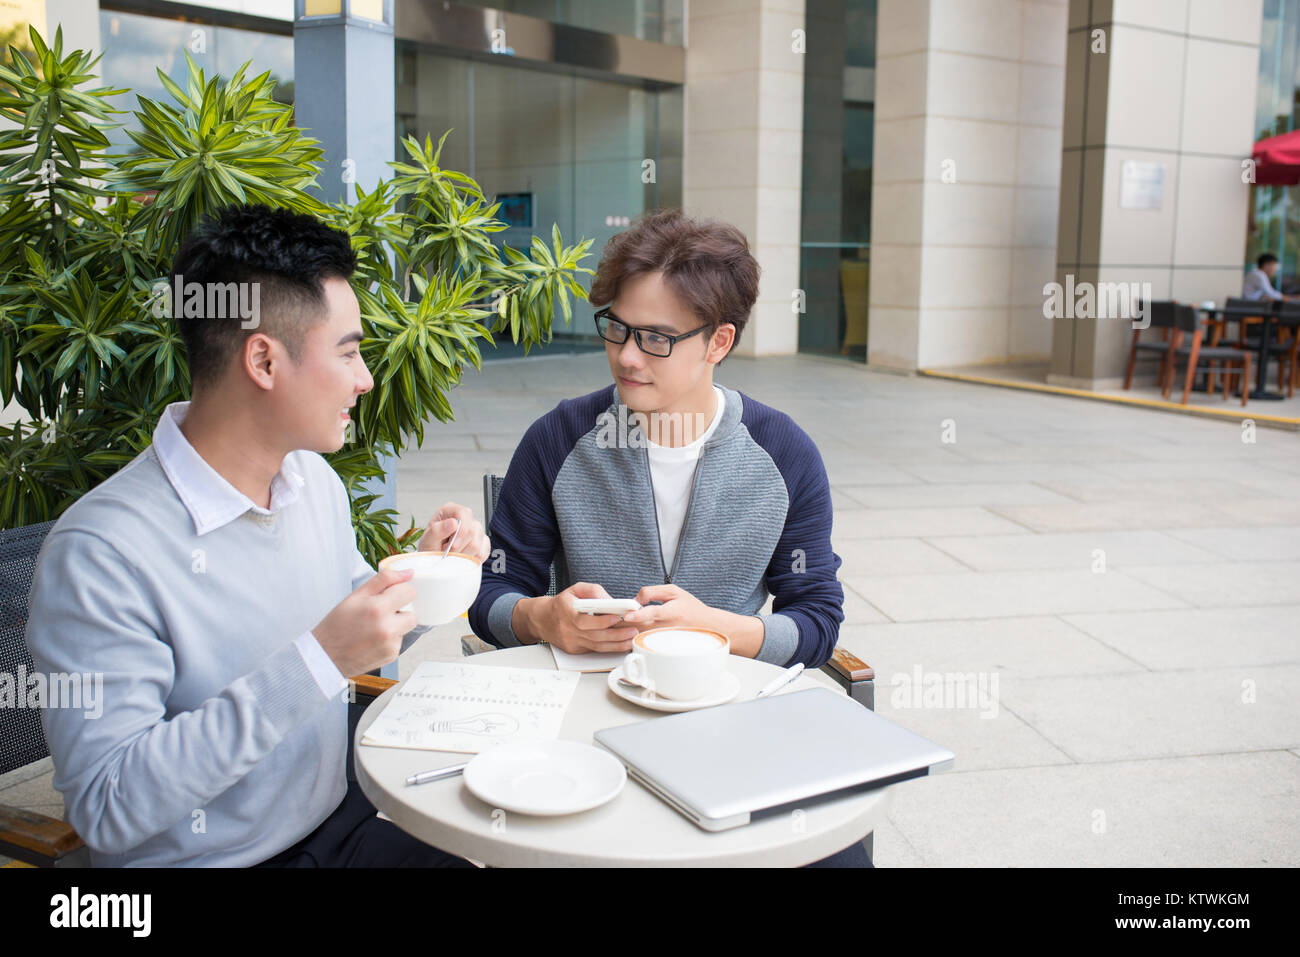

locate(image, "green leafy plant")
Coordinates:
0 27 594 562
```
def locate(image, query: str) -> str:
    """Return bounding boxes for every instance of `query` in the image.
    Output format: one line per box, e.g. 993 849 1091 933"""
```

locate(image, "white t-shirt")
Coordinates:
645 386 726 575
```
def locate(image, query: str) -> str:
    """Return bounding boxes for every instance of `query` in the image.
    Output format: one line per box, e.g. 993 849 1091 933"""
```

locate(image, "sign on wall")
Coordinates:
1119 160 1165 210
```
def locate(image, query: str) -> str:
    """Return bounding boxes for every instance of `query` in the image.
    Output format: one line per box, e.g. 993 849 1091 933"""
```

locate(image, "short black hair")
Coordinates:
1258 253 1279 268
168 204 357 390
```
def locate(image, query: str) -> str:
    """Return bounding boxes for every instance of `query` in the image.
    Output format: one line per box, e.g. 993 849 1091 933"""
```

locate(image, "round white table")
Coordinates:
354 645 891 867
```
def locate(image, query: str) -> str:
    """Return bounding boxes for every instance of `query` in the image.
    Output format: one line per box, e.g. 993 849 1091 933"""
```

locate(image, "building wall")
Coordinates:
1050 0 1262 388
869 0 1068 371
683 0 807 357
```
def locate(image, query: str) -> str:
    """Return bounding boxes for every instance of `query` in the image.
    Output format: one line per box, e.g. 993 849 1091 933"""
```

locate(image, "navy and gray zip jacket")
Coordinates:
468 383 845 668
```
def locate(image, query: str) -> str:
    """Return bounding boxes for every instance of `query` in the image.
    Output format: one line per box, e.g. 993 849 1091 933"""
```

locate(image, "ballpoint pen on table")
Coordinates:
755 663 804 698
406 763 469 786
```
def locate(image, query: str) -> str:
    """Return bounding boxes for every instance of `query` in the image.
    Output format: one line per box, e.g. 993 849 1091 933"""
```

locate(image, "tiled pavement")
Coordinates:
4 351 1297 866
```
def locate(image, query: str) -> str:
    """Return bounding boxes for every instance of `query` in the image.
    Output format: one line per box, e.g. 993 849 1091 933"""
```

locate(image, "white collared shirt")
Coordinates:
151 401 348 698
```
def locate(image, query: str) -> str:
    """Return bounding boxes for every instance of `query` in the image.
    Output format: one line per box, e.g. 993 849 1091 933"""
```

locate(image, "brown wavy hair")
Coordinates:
587 208 760 356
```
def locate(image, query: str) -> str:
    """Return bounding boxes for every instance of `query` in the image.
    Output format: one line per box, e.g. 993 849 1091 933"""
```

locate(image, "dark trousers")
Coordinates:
254 702 872 868
254 701 474 868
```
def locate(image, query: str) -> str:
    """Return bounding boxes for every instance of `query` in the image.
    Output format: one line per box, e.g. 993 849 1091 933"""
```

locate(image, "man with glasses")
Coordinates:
470 205 844 665
466 210 864 866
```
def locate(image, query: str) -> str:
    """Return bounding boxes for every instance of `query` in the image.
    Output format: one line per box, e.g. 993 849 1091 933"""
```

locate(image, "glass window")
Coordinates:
396 42 683 347
98 10 293 151
798 0 875 361
1249 0 1300 283
453 0 684 46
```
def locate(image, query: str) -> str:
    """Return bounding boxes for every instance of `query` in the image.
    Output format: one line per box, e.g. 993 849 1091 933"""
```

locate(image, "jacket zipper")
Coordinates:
645 443 706 585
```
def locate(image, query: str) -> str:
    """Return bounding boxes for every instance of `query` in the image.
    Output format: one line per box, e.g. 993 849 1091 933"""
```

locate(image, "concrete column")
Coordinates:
1050 0 1262 388
683 0 805 356
294 0 394 207
869 0 1068 373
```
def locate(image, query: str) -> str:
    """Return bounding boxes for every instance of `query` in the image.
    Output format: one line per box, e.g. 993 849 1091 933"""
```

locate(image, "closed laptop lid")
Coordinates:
594 688 955 826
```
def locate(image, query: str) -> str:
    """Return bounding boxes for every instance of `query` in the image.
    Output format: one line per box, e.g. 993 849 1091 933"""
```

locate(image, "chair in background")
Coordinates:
1122 300 1179 392
0 520 396 867
1233 299 1300 397
1219 297 1269 349
1164 304 1252 406
1274 301 1300 397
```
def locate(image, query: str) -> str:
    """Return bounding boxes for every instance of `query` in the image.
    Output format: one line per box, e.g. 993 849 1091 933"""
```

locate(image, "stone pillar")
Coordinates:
294 0 394 206
1050 0 1262 388
683 0 805 356
869 0 1068 373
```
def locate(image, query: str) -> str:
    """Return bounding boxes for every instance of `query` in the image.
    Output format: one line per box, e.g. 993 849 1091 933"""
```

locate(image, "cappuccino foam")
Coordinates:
640 629 724 655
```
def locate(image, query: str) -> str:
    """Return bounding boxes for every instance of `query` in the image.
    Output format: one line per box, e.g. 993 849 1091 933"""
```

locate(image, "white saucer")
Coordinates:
462 740 626 816
607 665 741 712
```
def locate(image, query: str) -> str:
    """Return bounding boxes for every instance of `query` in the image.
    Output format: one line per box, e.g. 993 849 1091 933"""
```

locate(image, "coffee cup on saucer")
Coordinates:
622 627 730 701
377 551 482 626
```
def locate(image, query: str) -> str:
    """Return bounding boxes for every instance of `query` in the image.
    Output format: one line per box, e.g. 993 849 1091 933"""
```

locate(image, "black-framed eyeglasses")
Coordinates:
594 308 709 358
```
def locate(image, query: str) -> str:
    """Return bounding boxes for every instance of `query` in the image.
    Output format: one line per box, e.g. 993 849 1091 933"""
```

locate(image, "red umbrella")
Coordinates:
1252 129 1300 186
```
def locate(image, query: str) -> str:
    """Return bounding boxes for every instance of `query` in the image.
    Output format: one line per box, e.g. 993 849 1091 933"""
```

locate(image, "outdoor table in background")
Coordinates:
1200 303 1286 400
354 645 891 867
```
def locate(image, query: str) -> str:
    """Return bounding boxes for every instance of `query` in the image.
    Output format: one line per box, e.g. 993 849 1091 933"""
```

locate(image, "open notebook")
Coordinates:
549 644 627 673
360 661 579 754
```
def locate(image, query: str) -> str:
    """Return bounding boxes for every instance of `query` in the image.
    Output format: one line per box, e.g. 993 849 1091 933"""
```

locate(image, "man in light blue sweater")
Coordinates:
25 205 488 867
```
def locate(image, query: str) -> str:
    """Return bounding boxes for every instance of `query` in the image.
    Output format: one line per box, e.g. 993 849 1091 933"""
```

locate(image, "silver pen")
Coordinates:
406 762 469 786
755 663 804 698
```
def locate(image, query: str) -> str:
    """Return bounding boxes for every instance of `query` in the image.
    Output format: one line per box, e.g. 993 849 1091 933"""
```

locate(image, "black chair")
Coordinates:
1234 299 1300 396
0 520 397 867
1123 300 1180 391
1220 296 1270 347
0 521 88 866
1272 302 1300 397
1197 297 1276 395
1164 304 1252 406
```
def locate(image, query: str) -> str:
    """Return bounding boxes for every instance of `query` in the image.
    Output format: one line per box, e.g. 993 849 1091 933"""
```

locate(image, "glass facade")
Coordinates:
395 42 683 341
453 0 685 46
1251 0 1300 277
98 10 293 151
798 0 875 362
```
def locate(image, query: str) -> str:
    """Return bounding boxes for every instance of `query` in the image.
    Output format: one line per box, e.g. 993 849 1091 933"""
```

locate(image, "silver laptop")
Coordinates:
594 687 955 831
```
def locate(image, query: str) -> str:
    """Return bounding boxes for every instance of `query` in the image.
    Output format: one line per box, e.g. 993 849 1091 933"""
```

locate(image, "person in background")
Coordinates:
1242 253 1294 302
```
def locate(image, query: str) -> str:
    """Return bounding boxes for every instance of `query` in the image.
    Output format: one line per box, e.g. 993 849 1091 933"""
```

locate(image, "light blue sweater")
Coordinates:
24 409 418 866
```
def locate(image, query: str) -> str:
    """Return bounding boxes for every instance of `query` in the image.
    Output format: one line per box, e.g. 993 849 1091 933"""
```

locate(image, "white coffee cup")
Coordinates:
377 551 482 626
623 627 730 701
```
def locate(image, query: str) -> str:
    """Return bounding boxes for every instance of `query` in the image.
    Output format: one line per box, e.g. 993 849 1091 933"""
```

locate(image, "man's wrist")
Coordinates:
511 595 547 645
708 607 765 658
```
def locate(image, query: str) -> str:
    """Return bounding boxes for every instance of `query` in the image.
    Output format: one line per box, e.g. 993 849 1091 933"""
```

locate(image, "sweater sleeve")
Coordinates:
25 528 333 858
468 416 562 647
756 427 845 669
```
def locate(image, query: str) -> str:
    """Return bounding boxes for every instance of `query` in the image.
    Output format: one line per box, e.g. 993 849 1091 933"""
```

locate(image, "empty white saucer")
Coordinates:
462 740 626 816
607 665 741 713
